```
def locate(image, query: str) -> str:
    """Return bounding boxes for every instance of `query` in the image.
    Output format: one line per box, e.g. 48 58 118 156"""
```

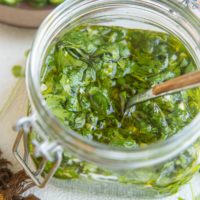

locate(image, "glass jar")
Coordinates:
13 0 200 199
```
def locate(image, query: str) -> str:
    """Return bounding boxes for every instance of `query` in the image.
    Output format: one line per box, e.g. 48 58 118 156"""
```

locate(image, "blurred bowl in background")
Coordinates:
0 4 53 28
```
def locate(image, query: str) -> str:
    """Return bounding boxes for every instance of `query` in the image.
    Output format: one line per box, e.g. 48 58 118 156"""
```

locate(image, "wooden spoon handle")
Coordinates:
152 71 200 95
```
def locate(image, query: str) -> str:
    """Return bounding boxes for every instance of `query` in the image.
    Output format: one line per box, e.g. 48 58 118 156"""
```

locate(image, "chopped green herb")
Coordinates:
41 25 200 146
12 65 25 78
0 0 63 7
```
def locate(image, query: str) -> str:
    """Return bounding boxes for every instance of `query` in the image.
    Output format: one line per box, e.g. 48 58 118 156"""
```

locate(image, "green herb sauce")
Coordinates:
31 25 200 194
41 25 200 147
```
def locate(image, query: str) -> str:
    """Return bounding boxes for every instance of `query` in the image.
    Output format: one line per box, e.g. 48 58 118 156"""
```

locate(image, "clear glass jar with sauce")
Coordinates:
13 0 200 199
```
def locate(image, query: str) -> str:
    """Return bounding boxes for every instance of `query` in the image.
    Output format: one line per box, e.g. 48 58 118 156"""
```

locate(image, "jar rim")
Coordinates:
27 0 200 169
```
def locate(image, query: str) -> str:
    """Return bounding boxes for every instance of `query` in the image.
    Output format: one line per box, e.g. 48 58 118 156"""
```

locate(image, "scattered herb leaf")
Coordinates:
12 65 25 78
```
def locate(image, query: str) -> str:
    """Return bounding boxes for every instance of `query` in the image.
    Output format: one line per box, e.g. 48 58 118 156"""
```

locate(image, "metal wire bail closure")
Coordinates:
181 0 200 16
13 116 63 188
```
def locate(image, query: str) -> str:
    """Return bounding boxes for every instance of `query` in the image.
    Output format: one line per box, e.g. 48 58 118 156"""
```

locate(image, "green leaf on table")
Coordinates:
12 65 25 78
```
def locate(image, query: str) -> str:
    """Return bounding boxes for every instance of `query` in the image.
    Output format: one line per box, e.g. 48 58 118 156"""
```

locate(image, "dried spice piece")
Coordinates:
12 194 40 200
0 150 40 200
0 151 13 191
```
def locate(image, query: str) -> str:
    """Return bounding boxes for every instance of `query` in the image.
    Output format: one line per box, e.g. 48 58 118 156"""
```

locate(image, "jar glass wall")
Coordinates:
14 0 200 199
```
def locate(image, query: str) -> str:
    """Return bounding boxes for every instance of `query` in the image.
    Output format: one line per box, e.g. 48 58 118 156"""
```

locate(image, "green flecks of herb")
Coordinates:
89 89 110 115
177 197 185 200
41 25 200 146
12 65 25 78
24 49 30 58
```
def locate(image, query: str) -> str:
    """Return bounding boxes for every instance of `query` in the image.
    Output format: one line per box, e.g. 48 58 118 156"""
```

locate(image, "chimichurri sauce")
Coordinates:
41 25 200 147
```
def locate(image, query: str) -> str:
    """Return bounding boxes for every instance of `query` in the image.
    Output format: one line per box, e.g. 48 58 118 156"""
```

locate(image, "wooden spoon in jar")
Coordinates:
126 71 200 109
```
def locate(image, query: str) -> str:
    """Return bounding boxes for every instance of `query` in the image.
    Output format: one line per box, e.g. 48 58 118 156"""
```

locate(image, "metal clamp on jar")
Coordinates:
13 115 63 187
